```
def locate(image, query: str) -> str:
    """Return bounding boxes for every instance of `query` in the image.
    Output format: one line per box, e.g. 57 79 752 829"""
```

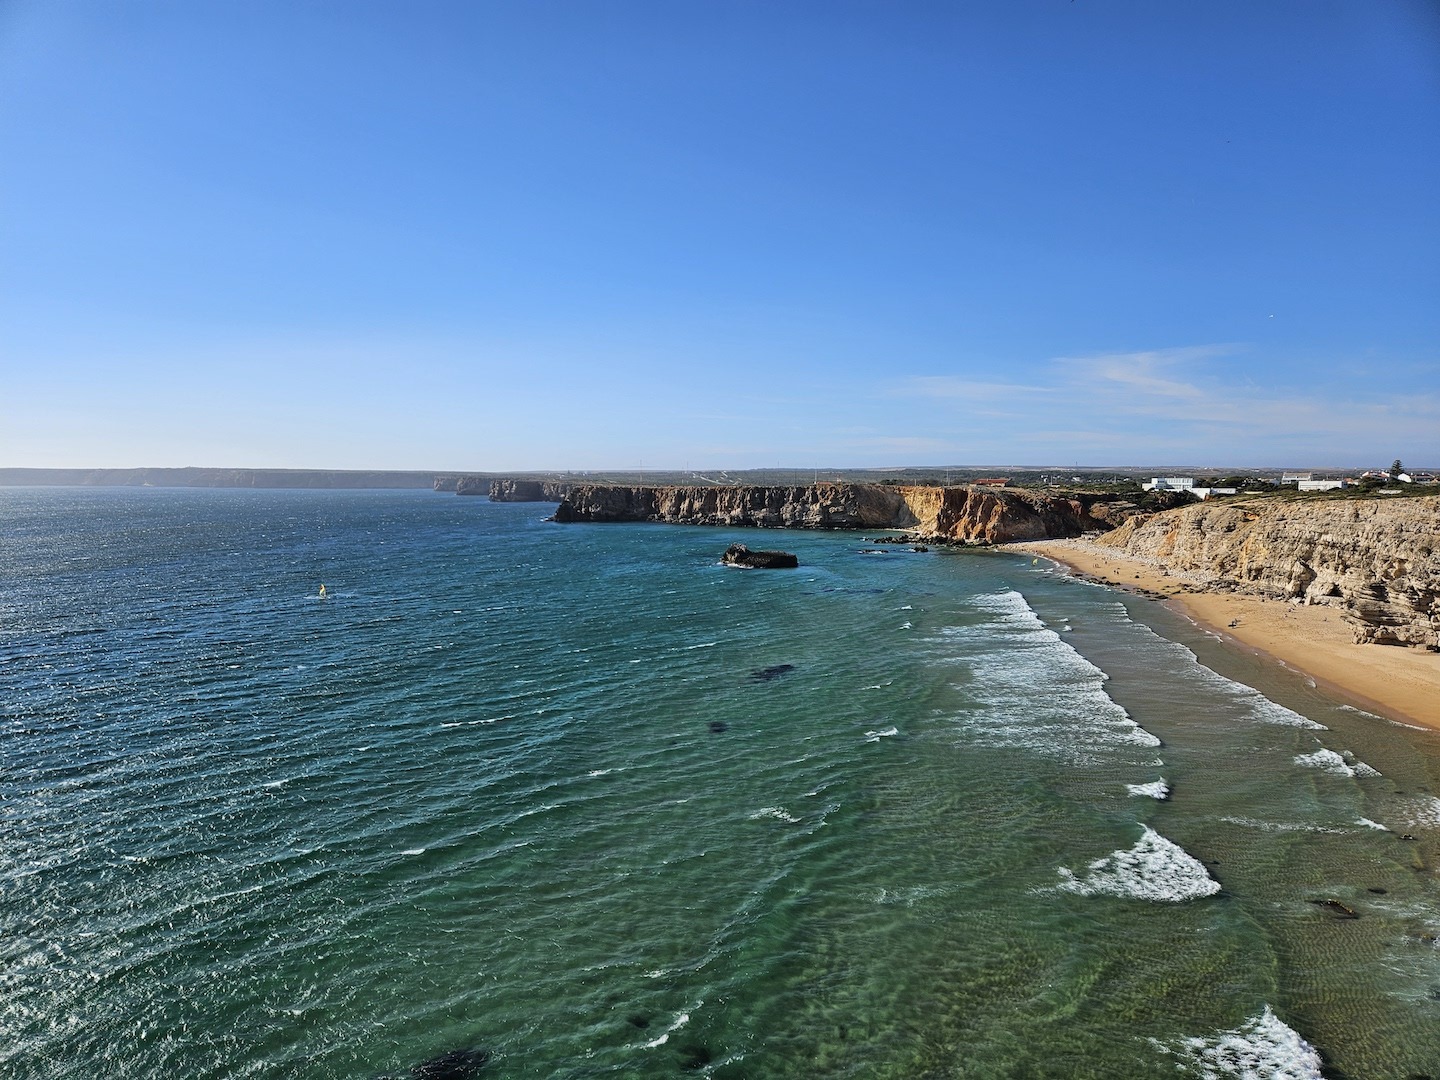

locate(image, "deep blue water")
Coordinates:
3 487 1438 1078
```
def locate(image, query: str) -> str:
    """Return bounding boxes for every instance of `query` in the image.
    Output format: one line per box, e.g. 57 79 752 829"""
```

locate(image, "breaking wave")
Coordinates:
1056 825 1220 902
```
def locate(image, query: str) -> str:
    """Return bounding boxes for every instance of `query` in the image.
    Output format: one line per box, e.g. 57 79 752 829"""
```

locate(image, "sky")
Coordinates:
2 1 1437 471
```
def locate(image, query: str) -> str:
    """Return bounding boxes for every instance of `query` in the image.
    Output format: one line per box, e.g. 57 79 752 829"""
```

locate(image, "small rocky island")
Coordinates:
722 543 799 569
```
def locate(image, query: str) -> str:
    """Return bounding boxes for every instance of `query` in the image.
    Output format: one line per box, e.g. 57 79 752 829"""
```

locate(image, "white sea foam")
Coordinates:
1218 816 1345 835
1357 818 1389 831
1398 795 1440 829
865 726 899 742
1056 826 1219 902
750 807 799 824
643 1009 693 1049
1150 1005 1322 1079
686 641 718 650
1294 749 1355 776
1126 780 1170 800
936 590 1160 760
898 621 912 630
1106 611 1328 730
400 848 426 856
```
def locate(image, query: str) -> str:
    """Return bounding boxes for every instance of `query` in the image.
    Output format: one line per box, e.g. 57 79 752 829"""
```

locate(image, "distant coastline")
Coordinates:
0 467 440 489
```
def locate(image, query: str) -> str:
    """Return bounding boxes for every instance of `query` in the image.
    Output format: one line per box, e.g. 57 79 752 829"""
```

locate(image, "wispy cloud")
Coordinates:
887 344 1440 465
1052 345 1239 401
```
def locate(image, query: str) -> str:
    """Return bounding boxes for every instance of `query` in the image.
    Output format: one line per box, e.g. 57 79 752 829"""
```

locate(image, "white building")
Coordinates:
1141 477 1195 491
1190 487 1238 499
1297 479 1346 492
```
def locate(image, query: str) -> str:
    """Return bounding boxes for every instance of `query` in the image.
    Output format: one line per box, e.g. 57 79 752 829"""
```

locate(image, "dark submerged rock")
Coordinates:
750 664 795 682
411 1047 489 1079
722 543 798 569
1309 898 1359 919
708 720 729 733
678 1044 713 1070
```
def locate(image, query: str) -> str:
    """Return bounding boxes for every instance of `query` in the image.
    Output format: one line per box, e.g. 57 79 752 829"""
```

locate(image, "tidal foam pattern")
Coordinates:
1105 604 1326 730
1056 826 1220 902
937 590 1160 761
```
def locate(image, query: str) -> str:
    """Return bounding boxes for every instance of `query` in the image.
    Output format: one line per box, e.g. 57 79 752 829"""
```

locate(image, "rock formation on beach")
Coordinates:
1092 496 1439 649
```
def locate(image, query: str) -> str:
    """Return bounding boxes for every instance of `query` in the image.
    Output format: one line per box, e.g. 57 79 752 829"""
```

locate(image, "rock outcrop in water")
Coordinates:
722 543 799 568
1094 495 1440 649
550 483 1124 542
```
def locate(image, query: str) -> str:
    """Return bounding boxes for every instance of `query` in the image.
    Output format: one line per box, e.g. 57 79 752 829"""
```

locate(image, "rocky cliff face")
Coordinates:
894 486 1118 543
1095 496 1440 648
479 479 572 501
551 483 1118 542
552 483 904 528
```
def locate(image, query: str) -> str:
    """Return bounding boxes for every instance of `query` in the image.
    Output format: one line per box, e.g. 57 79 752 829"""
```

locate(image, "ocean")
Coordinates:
3 487 1438 1079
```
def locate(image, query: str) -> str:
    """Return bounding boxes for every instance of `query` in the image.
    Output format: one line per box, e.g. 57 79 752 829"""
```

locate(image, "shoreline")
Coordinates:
1007 537 1440 732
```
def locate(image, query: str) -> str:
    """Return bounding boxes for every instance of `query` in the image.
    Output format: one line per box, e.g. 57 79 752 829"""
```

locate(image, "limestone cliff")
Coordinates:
552 483 902 528
894 486 1119 543
1094 496 1439 648
551 483 1118 542
480 479 572 501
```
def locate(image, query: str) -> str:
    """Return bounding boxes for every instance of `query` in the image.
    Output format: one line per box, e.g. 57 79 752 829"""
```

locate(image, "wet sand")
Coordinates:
1009 537 1440 732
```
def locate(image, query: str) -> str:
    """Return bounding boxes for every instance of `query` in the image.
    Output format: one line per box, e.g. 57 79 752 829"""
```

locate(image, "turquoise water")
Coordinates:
3 488 1438 1078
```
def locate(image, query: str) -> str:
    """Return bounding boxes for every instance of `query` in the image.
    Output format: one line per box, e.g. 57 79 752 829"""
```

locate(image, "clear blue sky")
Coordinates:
2 1 1437 471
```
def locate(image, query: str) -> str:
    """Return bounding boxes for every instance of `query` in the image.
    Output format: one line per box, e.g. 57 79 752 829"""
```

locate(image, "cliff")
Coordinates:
1093 495 1439 648
551 483 1124 542
478 478 572 501
895 486 1126 543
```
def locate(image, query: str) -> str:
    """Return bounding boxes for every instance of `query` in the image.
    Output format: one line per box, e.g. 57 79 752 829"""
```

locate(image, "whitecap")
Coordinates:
898 621 912 630
686 641 718 650
865 726 899 742
1356 818 1389 831
1150 1005 1321 1079
1056 826 1219 902
400 848 426 856
643 1010 693 1049
1126 780 1170 800
749 807 799 824
1294 749 1354 777
587 769 614 778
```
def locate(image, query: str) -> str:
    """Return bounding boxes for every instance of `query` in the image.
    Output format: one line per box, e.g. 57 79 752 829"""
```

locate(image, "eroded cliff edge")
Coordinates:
551 483 1126 543
1092 496 1439 649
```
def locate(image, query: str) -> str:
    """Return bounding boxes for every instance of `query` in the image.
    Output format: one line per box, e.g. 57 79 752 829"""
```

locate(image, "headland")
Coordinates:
536 479 1440 729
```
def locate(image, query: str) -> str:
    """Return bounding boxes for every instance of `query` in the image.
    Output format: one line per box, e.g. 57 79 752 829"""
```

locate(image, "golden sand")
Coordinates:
1008 537 1440 732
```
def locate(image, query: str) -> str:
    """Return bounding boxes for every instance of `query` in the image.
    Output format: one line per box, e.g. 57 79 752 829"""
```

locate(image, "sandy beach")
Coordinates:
1009 537 1440 732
